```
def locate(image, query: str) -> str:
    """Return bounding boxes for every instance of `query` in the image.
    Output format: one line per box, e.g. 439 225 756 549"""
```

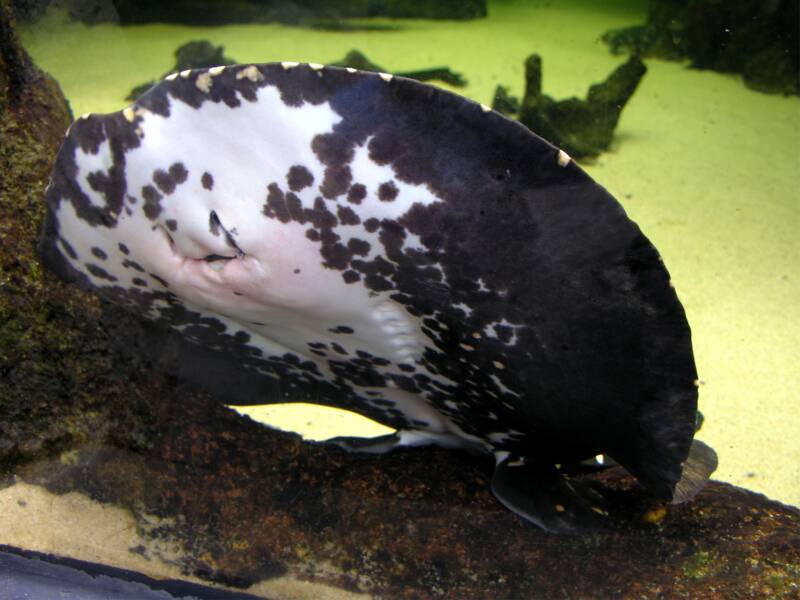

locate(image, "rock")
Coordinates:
601 0 799 96
0 0 181 474
8 391 800 598
330 49 467 87
127 40 237 101
58 0 487 26
517 53 647 159
490 84 519 116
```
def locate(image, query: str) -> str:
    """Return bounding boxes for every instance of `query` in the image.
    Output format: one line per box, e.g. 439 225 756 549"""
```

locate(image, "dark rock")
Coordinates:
127 40 237 101
490 84 519 115
58 0 486 26
330 49 467 87
10 391 800 598
517 53 647 159
602 0 800 96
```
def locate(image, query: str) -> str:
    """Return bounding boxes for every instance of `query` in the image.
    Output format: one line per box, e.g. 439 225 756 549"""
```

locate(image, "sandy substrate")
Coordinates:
19 0 799 509
0 482 368 599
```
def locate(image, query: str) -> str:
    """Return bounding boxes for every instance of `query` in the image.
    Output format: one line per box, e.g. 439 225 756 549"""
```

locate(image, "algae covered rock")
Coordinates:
602 0 799 96
516 53 647 159
490 84 520 116
61 0 487 26
330 48 467 87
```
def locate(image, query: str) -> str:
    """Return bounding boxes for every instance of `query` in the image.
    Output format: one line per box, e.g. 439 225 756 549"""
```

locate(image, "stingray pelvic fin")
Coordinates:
671 439 718 504
491 455 608 535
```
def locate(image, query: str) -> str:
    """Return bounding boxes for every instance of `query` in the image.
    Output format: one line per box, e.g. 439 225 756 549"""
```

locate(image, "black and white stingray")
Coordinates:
40 62 717 534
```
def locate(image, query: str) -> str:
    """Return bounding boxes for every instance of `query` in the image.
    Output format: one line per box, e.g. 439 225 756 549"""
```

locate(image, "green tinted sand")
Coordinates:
20 0 799 507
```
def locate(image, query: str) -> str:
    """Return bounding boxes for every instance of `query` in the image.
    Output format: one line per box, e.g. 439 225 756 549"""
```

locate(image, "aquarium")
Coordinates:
1 1 798 598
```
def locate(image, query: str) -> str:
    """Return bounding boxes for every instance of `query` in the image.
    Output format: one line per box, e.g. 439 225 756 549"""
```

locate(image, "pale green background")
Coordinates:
20 0 799 507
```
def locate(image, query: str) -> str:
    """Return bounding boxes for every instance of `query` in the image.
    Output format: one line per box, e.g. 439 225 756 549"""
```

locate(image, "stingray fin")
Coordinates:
671 439 718 504
327 433 401 454
491 456 608 535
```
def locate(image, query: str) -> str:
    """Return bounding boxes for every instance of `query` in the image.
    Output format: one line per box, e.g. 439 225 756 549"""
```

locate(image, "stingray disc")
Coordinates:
40 63 713 531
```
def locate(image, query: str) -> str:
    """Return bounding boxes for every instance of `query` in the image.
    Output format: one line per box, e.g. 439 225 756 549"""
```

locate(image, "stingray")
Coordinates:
40 62 717 534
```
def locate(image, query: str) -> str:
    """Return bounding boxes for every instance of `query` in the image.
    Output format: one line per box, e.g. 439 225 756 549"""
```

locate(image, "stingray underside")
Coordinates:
39 63 715 530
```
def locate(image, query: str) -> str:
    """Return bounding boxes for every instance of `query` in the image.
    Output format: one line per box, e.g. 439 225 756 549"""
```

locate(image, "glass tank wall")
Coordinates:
2 1 798 597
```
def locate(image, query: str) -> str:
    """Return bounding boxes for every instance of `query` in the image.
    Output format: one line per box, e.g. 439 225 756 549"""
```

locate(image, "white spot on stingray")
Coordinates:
557 149 571 167
453 302 472 317
489 430 524 445
281 61 299 70
195 72 213 93
460 343 475 352
79 113 90 120
491 373 518 397
122 107 135 122
492 360 505 370
179 69 192 78
236 65 264 82
165 72 178 81
345 67 356 73
379 72 393 82
471 331 482 339
480 103 491 113
208 65 226 76
595 454 605 465
308 63 324 71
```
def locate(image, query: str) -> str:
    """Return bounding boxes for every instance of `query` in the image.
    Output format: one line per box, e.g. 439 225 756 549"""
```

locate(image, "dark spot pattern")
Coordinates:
91 247 107 260
39 63 701 504
201 171 214 190
152 162 188 195
60 238 78 259
378 180 399 202
329 326 354 334
347 238 370 256
149 273 168 287
342 270 360 283
287 165 314 191
347 183 366 204
363 218 380 233
153 170 175 194
320 165 352 200
85 263 117 281
166 219 178 232
263 183 291 223
122 259 145 272
141 185 163 220
337 205 360 226
118 243 130 255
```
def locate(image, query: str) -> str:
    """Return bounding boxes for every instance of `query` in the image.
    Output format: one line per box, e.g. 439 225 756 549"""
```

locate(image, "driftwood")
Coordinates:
1 4 799 597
